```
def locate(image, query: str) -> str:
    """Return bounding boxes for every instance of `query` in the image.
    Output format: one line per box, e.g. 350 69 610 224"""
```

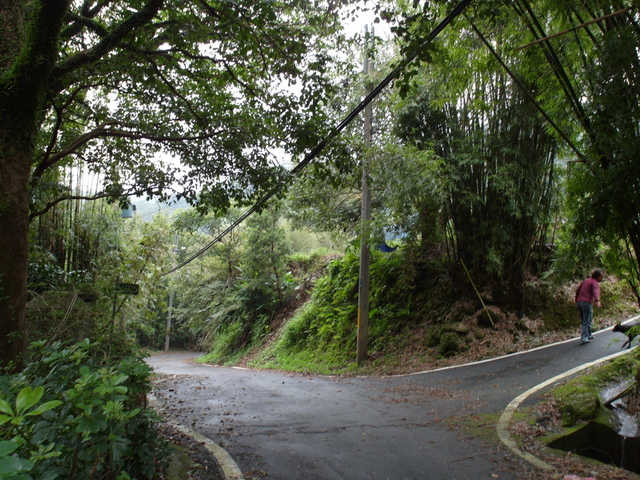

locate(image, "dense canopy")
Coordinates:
0 0 353 366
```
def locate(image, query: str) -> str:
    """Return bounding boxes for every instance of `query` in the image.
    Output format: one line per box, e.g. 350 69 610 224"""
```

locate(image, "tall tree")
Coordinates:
0 0 350 367
242 204 291 301
388 0 640 294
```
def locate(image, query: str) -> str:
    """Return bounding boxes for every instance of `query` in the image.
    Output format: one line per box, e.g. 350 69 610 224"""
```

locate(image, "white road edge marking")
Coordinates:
384 315 640 378
386 315 640 470
148 394 245 480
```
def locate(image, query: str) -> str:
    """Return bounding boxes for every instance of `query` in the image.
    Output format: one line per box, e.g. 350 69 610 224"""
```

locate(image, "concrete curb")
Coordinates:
148 394 245 480
168 421 245 480
497 341 636 470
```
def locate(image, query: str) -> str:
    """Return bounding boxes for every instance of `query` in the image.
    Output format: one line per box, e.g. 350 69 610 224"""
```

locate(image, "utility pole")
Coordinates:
164 289 173 352
165 244 183 352
357 26 373 364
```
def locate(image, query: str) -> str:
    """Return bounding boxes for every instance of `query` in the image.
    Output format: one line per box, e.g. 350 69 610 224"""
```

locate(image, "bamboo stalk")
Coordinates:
460 259 495 328
516 8 632 50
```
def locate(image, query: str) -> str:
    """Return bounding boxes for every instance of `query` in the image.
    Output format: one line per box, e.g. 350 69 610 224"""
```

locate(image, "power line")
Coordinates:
515 7 631 51
163 0 473 276
466 16 587 163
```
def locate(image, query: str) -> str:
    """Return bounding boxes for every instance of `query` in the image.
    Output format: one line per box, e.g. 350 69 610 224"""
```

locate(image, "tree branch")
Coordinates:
144 55 209 131
41 84 92 163
29 186 155 220
52 0 164 78
30 123 231 184
223 60 260 98
30 192 110 220
31 122 116 181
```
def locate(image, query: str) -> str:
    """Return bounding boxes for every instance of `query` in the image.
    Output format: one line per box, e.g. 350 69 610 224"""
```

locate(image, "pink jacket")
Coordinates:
575 277 600 304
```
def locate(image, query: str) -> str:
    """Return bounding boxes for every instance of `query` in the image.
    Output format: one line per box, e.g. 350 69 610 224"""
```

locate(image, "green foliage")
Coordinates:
29 202 123 285
369 143 442 251
242 206 292 300
286 231 342 257
266 249 415 370
27 258 86 295
395 78 558 292
288 253 359 348
257 347 353 375
287 249 331 274
0 340 165 480
26 207 177 349
0 439 33 480
389 0 640 302
1 0 358 365
438 332 460 357
20 0 355 218
599 280 637 315
278 306 314 353
170 205 327 358
0 386 63 426
0 386 62 480
200 305 273 365
488 2 640 295
566 24 640 266
155 209 247 350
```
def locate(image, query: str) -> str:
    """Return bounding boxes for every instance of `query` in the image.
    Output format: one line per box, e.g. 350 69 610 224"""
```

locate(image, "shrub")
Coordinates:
280 306 314 351
275 250 416 356
0 340 166 480
423 329 441 348
438 332 460 357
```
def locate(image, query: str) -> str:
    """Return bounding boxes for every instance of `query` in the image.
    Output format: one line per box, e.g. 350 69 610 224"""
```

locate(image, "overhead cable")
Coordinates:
466 16 587 163
163 0 474 276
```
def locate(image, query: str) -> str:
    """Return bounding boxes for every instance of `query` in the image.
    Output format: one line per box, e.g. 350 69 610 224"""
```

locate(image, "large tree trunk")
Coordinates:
0 0 29 369
0 142 30 368
0 0 71 368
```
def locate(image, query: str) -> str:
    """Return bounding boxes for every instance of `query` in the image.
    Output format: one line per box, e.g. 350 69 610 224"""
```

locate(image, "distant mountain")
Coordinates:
130 197 192 221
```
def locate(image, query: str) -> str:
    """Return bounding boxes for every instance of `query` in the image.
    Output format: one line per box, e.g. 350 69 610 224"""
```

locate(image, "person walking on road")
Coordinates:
575 269 604 345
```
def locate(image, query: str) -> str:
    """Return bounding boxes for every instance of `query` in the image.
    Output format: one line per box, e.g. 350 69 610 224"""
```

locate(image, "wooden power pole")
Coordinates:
164 289 174 352
357 27 373 364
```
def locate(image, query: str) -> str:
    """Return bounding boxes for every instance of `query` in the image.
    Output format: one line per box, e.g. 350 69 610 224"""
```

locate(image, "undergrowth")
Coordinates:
0 339 166 480
243 249 417 373
206 247 639 376
195 248 341 366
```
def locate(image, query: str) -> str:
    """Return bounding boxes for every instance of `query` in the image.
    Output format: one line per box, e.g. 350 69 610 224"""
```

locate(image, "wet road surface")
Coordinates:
148 322 637 480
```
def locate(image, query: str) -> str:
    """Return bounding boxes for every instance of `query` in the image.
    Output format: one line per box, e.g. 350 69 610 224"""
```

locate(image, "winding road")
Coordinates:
149 319 638 480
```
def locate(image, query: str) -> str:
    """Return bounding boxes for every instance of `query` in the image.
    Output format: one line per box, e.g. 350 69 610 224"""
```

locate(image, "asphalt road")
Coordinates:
148 320 638 480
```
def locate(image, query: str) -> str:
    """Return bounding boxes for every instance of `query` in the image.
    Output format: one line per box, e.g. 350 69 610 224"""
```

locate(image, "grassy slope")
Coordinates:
233 269 639 376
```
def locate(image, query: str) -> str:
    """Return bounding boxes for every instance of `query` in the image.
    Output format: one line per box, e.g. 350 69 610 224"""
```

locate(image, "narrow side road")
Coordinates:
149 321 638 480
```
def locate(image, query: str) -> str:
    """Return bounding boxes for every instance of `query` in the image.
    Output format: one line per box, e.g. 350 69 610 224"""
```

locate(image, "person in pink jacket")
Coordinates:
575 269 604 345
